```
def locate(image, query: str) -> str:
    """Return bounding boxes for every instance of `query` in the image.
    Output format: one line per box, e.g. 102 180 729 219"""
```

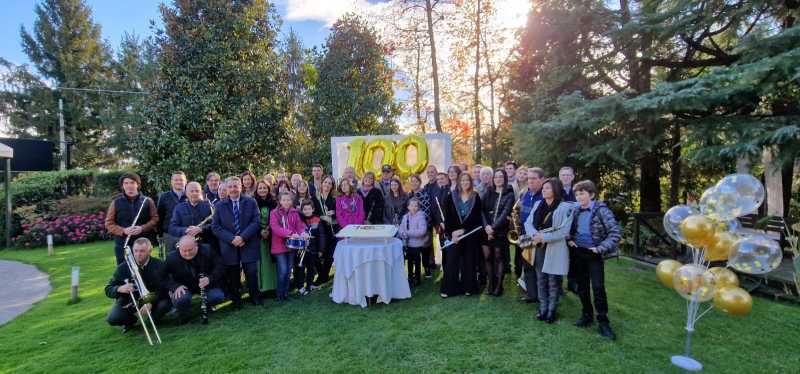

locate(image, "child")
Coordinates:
270 192 308 301
399 198 430 287
295 199 320 295
568 180 621 340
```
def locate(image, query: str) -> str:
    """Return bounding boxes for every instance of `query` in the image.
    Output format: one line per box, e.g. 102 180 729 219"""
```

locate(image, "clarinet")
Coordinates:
199 272 209 325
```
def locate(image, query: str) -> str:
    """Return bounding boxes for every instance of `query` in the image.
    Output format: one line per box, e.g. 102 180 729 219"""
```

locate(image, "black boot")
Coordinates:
536 308 547 321
599 323 616 340
575 314 594 328
545 310 558 324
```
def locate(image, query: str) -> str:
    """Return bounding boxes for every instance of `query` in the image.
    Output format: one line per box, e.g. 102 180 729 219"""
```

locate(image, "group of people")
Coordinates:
103 160 621 340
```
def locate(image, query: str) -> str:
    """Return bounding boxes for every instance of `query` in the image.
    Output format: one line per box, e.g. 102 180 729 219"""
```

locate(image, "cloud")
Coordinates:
283 0 389 26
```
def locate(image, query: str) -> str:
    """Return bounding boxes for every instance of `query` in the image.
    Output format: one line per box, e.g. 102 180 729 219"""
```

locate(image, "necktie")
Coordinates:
233 201 240 235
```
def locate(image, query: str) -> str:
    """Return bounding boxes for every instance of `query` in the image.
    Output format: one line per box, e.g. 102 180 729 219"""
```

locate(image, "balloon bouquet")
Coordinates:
657 174 782 371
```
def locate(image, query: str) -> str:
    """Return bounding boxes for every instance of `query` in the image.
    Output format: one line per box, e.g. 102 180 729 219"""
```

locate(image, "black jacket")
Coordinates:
104 257 168 300
359 187 385 224
481 185 515 237
442 191 484 236
164 246 225 293
157 190 187 235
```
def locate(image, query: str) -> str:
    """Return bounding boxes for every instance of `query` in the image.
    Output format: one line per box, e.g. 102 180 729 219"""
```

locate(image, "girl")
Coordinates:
447 165 462 192
297 199 320 295
440 173 483 298
241 170 257 197
359 172 384 224
399 198 429 287
275 180 293 197
336 178 364 229
294 180 311 210
568 180 620 340
314 175 338 284
383 177 407 226
270 192 308 301
255 181 278 295
481 169 515 296
523 178 577 323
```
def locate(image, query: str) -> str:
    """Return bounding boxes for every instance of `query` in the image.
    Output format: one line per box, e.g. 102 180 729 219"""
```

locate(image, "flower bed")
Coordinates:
12 211 109 248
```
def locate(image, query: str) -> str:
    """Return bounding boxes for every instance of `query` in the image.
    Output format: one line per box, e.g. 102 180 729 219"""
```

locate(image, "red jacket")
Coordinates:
269 207 305 254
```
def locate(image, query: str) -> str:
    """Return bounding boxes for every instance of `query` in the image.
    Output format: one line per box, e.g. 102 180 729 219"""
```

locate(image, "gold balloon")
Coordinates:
679 214 716 248
673 264 717 302
713 286 753 316
707 267 739 288
361 139 396 176
707 231 738 261
656 259 683 289
346 139 366 179
395 135 429 178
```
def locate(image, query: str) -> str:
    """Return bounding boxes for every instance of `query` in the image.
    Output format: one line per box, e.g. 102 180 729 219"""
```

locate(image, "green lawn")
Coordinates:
0 241 798 374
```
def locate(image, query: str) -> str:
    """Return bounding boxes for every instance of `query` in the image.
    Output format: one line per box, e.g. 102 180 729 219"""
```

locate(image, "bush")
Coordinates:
11 211 108 248
53 196 110 216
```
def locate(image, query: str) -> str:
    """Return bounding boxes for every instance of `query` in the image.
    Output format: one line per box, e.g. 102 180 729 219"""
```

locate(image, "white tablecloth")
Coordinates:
330 238 412 307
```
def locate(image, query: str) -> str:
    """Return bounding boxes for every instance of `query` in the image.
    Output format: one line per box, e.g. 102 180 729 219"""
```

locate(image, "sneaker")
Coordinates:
599 323 616 340
517 277 527 291
299 287 309 296
309 285 320 291
424 270 433 278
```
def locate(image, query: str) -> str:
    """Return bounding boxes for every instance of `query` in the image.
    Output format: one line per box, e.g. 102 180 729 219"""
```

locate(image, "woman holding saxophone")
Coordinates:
480 169 515 296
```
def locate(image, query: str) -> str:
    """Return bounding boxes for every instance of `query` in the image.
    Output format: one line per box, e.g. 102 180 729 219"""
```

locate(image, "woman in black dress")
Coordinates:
440 172 483 298
481 169 515 296
313 175 338 285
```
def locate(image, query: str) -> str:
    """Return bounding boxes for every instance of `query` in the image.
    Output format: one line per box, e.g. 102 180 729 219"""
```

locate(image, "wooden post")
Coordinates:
47 234 54 256
70 266 80 304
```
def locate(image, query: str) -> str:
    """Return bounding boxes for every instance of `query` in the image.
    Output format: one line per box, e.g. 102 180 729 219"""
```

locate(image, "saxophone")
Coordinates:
507 199 533 248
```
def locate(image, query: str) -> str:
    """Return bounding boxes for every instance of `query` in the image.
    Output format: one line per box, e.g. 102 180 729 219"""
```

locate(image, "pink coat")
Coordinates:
269 207 305 255
335 194 365 229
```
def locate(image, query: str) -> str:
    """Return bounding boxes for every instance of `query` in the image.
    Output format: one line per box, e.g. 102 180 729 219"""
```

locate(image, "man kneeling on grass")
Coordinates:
165 235 226 323
105 238 171 333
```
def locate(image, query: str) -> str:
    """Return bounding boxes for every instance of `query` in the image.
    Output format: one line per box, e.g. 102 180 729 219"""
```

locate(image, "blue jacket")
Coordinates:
169 200 214 239
211 196 261 266
568 201 621 256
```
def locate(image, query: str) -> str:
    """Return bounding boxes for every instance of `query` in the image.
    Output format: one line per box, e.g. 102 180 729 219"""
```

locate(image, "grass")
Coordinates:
0 241 798 374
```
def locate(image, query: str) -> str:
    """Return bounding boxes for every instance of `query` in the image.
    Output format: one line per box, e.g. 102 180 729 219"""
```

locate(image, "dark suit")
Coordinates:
157 190 187 252
164 247 226 315
211 196 262 304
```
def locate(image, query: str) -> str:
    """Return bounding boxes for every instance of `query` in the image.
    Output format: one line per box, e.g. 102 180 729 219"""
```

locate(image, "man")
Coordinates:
476 166 493 198
204 172 221 202
290 173 303 191
169 182 215 253
518 167 545 303
458 161 469 176
157 171 188 254
165 236 226 322
105 238 171 333
504 161 518 185
216 181 228 203
472 164 483 188
560 166 577 202
105 172 159 265
378 164 394 196
424 165 439 195
211 176 263 307
309 164 324 197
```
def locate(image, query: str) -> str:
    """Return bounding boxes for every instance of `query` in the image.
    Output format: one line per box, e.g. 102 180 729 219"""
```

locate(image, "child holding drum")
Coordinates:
270 192 308 301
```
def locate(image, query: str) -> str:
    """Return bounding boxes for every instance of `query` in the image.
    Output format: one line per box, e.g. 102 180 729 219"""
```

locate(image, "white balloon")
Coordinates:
663 205 699 244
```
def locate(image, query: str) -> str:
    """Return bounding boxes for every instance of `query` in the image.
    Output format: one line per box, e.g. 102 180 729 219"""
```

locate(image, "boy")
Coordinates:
297 200 321 295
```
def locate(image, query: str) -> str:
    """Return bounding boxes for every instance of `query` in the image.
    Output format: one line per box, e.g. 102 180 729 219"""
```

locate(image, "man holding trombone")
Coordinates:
104 238 171 334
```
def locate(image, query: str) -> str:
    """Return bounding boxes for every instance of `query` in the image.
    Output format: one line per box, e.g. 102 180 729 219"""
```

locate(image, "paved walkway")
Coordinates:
0 259 51 326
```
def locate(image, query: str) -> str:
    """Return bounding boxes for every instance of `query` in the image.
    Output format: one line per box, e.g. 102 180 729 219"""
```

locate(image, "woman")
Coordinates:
383 177 407 226
408 174 433 277
216 181 229 202
294 180 311 210
336 178 364 229
359 172 384 224
523 178 577 323
241 170 257 197
254 181 278 294
440 173 483 298
313 175 338 285
447 165 461 192
275 180 293 197
481 169 515 296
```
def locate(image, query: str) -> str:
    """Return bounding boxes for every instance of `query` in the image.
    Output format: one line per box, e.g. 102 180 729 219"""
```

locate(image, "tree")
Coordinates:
19 0 114 167
136 0 287 189
308 13 401 166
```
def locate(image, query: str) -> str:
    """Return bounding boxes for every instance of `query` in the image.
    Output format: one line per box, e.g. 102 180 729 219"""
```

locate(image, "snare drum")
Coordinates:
286 237 307 250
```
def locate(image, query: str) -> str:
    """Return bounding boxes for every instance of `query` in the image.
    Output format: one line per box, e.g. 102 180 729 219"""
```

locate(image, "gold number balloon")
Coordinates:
707 267 739 288
361 139 396 176
728 235 783 274
706 231 738 262
395 135 428 178
346 139 366 179
672 264 717 302
656 259 683 289
663 205 699 244
679 214 717 248
713 286 753 316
